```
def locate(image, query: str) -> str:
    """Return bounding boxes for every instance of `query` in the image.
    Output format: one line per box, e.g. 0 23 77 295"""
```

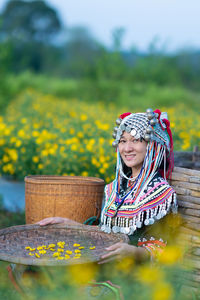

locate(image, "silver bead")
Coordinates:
146 126 153 134
150 118 157 126
148 218 155 225
147 112 154 120
123 227 131 235
155 213 162 220
112 140 118 148
126 126 131 133
112 132 117 138
144 134 151 142
146 108 153 114
136 221 142 228
114 126 118 133
121 124 126 131
144 219 149 225
112 226 120 233
116 118 122 125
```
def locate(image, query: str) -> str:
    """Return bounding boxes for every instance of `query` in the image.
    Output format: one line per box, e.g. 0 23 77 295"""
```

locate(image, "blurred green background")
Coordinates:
0 0 199 187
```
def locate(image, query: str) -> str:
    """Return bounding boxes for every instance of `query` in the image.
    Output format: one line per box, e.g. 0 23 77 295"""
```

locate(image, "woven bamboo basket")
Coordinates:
170 166 200 288
0 224 129 266
25 176 105 224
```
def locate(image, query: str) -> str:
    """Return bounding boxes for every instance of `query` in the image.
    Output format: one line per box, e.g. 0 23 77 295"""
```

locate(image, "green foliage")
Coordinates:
1 72 200 112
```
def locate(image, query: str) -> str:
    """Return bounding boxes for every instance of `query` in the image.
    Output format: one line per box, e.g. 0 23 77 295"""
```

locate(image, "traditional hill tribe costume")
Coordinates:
100 109 178 258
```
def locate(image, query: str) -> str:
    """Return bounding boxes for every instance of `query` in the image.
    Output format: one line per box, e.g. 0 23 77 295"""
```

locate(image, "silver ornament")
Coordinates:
144 134 151 142
130 225 137 232
126 126 131 133
136 221 142 228
147 113 154 120
123 227 131 235
116 118 122 125
144 219 150 225
114 126 118 133
101 225 106 231
112 226 120 233
146 126 153 134
146 108 153 114
148 218 155 225
150 118 157 126
112 132 117 139
130 129 137 136
121 124 126 131
155 213 162 220
112 140 118 148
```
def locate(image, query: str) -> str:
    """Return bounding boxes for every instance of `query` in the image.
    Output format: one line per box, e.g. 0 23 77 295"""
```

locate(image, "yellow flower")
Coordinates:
80 114 87 121
28 253 34 256
32 156 39 163
48 244 56 248
74 249 81 254
68 263 97 285
35 253 40 258
81 171 88 177
73 243 80 247
66 250 72 255
52 252 60 257
56 256 64 260
57 241 65 248
90 246 95 250
58 249 64 253
39 250 46 255
18 129 25 138
65 255 70 259
37 246 43 250
136 265 164 284
158 246 183 265
152 282 173 300
21 147 26 153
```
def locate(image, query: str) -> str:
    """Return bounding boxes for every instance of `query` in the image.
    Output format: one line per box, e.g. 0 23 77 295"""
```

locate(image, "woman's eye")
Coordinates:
120 140 126 143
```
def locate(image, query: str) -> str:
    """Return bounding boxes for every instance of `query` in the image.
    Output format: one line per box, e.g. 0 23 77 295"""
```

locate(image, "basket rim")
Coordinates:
25 175 105 185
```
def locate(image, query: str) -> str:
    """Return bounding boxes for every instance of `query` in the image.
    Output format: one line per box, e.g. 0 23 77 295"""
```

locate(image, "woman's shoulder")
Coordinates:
149 171 176 193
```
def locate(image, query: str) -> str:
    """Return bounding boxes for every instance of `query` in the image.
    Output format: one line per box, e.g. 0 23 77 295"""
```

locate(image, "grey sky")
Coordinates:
0 0 199 52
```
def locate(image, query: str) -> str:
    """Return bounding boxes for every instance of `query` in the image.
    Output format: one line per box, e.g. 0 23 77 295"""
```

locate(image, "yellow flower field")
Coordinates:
0 89 199 180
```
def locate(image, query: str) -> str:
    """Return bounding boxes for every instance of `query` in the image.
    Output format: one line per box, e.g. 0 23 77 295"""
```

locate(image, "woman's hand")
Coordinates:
36 217 80 226
98 242 149 264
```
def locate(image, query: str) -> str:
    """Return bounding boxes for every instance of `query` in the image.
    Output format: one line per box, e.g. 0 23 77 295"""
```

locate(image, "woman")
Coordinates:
38 108 178 263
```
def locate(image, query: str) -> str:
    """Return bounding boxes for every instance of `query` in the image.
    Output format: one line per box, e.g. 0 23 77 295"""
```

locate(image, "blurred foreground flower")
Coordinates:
158 245 183 265
68 263 98 285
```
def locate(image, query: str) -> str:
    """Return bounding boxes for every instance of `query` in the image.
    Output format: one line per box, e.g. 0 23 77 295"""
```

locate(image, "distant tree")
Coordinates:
0 0 63 72
0 0 62 43
61 26 103 77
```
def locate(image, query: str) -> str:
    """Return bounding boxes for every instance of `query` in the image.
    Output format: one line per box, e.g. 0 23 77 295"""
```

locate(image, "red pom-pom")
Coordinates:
119 112 131 119
162 118 170 128
154 109 161 119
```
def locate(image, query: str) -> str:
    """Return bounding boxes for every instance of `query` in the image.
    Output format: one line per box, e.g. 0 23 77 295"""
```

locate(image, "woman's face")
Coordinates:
118 131 147 175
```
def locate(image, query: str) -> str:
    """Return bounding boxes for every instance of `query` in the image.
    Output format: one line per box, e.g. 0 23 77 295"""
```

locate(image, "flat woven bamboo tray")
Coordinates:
0 224 129 266
25 175 105 224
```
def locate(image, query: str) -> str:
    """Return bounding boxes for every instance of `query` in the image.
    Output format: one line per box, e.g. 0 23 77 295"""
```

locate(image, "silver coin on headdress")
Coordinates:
130 129 137 136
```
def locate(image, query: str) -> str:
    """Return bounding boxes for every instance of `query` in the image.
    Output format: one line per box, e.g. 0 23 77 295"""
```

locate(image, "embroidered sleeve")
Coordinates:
137 237 167 260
